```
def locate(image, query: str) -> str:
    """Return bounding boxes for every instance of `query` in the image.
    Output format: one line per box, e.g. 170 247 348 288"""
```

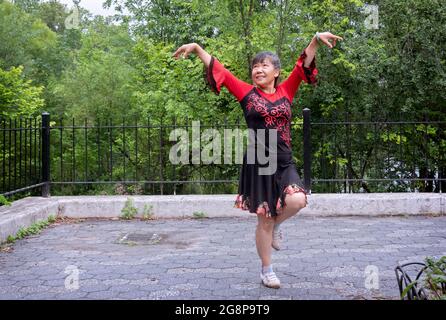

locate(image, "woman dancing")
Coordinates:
173 31 342 289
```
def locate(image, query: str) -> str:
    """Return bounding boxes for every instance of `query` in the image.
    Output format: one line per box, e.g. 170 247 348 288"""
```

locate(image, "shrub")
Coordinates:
142 204 154 220
192 211 208 219
120 198 137 220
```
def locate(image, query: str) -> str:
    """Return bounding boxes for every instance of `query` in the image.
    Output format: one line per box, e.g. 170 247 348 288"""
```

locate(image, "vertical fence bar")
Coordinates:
34 118 37 186
8 119 12 192
85 118 88 185
33 118 36 185
123 117 126 184
333 120 337 193
147 117 151 194
14 118 17 191
186 116 190 194
19 118 22 189
28 118 32 188
424 113 429 191
2 118 5 192
303 108 311 194
399 114 403 189
211 117 215 195
224 116 228 194
159 117 164 195
412 124 416 191
109 118 113 182
28 118 32 187
24 118 27 188
386 122 390 191
236 117 240 182
135 117 138 184
373 120 378 191
321 122 326 192
173 116 176 195
28 118 34 184
72 117 76 187
38 117 41 189
199 120 202 195
97 118 101 183
346 113 352 193
60 117 64 183
41 112 50 197
440 122 443 193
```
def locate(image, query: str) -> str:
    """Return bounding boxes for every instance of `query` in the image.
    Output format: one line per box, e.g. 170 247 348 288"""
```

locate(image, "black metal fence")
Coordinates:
1 110 444 199
310 115 445 193
0 116 44 197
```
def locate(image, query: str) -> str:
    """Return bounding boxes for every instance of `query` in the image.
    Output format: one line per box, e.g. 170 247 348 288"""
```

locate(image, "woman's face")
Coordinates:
251 58 280 89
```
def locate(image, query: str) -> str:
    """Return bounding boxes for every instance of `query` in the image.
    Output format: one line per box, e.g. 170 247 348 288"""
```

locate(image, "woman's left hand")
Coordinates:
316 32 343 48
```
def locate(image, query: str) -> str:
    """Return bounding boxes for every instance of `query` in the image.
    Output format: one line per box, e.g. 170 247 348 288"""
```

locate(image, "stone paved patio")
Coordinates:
1 216 445 300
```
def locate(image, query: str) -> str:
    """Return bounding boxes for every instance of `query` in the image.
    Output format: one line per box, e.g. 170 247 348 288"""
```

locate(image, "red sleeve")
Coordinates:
204 57 253 102
278 50 318 102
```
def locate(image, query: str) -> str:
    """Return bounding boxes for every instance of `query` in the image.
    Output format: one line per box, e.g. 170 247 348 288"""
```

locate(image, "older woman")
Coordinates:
173 31 342 289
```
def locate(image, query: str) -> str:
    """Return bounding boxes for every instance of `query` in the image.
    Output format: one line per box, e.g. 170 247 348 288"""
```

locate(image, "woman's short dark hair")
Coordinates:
251 51 281 87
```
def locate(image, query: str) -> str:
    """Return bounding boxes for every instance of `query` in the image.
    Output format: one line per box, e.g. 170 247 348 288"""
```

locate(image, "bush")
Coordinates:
192 211 208 219
0 195 11 206
142 204 154 220
120 198 137 220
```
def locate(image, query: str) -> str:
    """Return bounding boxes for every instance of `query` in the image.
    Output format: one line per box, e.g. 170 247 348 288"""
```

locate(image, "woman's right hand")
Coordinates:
173 43 197 60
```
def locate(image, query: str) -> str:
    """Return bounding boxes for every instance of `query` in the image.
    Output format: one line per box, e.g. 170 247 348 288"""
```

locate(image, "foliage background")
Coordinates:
0 0 444 197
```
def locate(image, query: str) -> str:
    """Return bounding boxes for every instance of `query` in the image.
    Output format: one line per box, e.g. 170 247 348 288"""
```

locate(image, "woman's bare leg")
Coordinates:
255 214 275 267
274 192 307 225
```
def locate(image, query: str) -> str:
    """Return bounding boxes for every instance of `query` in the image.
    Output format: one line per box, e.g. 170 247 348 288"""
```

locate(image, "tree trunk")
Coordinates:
238 0 254 78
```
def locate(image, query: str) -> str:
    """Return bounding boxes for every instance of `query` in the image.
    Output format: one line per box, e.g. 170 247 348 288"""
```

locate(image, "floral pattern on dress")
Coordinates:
244 92 292 148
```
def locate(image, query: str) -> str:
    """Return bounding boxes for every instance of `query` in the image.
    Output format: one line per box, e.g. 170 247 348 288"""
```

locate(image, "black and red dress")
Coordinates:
204 50 318 218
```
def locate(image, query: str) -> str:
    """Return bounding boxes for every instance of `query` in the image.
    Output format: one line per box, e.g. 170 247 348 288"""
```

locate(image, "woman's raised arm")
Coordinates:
172 43 252 101
304 32 343 67
173 43 211 68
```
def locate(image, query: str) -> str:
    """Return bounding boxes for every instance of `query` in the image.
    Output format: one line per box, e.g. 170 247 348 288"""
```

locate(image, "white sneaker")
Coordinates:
260 271 281 289
272 229 282 251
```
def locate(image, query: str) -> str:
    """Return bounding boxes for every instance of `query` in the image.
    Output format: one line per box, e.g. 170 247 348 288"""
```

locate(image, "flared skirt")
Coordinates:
234 152 308 218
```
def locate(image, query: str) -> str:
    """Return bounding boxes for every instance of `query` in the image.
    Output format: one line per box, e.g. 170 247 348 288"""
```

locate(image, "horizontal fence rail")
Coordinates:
0 111 444 199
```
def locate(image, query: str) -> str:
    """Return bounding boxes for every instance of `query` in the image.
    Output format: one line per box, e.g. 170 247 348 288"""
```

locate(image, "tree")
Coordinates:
51 17 136 120
104 0 217 45
36 0 69 33
9 0 41 13
0 66 44 118
0 1 58 85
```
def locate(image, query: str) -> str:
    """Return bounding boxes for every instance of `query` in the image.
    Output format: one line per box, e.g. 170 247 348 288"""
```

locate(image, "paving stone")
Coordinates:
87 290 121 299
57 290 88 300
24 291 63 300
0 279 17 286
78 284 111 293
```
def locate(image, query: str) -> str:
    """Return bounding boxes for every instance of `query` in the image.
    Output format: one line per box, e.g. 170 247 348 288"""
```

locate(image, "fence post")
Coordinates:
41 112 51 197
303 108 311 194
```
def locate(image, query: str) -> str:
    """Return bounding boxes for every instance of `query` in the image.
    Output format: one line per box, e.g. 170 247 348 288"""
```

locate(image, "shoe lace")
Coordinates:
264 272 279 283
273 229 282 241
